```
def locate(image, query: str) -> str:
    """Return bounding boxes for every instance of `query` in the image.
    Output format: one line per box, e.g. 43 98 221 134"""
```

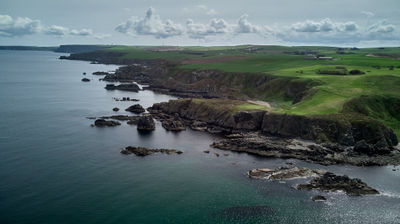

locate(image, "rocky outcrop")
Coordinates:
149 99 265 132
94 119 121 127
249 166 379 196
113 97 139 102
312 195 327 201
297 172 379 196
120 146 183 156
137 115 155 131
105 83 140 92
248 166 325 180
125 104 145 114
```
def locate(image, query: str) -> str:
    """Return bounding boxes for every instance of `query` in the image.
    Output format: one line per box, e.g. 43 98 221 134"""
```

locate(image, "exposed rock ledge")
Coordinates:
121 146 183 156
212 133 400 166
248 166 379 196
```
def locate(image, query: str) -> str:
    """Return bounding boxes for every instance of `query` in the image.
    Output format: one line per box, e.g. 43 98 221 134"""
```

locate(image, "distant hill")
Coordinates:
54 45 113 53
0 46 57 51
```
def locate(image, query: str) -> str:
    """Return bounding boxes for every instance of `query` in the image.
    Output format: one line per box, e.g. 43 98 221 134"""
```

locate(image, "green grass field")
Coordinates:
98 45 400 136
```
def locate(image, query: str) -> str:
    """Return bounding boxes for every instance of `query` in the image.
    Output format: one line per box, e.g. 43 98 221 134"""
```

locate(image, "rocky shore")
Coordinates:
148 99 400 166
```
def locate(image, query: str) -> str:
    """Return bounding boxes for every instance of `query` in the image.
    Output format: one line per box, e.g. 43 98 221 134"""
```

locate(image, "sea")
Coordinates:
0 50 399 224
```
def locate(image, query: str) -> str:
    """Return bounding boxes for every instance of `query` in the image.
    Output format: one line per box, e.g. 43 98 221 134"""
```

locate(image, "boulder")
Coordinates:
113 107 120 112
125 104 145 114
137 115 155 131
94 119 121 127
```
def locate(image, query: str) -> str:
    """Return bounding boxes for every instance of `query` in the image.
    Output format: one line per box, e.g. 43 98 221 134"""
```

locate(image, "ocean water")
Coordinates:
0 50 399 224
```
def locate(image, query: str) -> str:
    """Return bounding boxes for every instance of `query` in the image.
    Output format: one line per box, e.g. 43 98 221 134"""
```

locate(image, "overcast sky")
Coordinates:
1 0 399 47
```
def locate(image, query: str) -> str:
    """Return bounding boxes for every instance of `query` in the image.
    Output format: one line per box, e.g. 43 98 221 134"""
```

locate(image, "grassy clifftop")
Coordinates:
67 45 400 137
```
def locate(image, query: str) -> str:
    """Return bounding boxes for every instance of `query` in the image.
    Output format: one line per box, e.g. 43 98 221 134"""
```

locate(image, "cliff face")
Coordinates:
150 99 398 149
150 99 265 131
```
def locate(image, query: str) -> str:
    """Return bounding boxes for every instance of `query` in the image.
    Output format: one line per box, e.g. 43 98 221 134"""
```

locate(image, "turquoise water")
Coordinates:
0 50 399 224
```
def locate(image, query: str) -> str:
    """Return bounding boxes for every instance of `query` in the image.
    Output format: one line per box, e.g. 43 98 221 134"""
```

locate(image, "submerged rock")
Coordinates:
296 172 379 196
125 104 145 114
137 115 155 131
94 119 121 127
120 146 183 156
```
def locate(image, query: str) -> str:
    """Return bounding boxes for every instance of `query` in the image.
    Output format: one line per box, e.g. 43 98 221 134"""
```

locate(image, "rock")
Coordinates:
105 83 140 92
125 104 145 114
137 115 155 131
214 152 220 157
83 72 86 75
121 146 183 156
92 71 110 75
161 119 186 131
248 166 324 180
113 97 139 102
94 119 121 127
113 107 119 112
203 150 210 153
312 195 327 201
81 78 90 82
296 172 379 196
190 121 208 131
349 70 365 75
354 140 391 155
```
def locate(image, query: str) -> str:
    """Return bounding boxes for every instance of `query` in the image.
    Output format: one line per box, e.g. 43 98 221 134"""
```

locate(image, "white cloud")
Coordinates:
236 14 261 34
361 11 375 18
0 14 100 38
196 5 217 16
0 14 41 37
115 7 184 39
291 18 358 33
186 18 232 39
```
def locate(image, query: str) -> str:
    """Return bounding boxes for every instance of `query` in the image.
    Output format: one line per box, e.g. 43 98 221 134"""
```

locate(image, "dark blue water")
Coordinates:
0 50 399 224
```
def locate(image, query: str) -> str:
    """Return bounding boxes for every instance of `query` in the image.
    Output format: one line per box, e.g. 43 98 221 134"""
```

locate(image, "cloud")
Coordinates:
0 14 100 38
368 20 395 34
361 11 375 18
0 14 41 37
291 18 358 33
186 18 232 39
195 5 217 16
236 14 261 34
115 7 184 38
183 5 218 16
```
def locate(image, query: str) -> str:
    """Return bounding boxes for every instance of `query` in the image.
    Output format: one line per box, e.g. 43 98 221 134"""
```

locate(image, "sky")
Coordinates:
0 0 399 47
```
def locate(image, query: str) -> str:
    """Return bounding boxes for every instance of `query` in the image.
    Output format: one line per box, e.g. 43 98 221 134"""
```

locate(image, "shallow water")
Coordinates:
0 50 399 224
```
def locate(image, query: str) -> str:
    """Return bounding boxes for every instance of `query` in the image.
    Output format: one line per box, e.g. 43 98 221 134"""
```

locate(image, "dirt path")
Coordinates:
247 100 272 109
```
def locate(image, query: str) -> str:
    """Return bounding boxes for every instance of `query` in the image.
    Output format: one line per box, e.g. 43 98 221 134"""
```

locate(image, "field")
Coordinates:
97 45 400 136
